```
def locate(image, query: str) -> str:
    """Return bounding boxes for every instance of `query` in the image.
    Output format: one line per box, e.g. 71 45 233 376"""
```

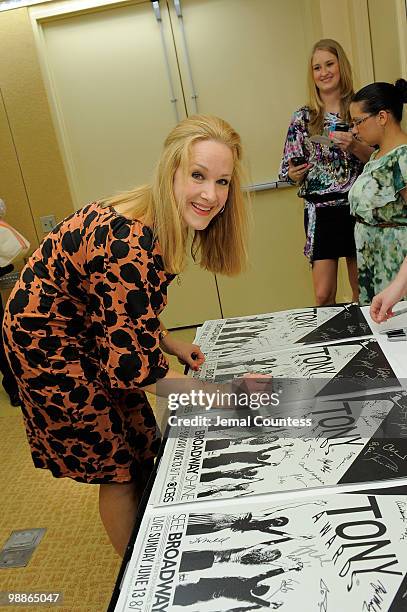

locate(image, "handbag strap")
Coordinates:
0 220 28 248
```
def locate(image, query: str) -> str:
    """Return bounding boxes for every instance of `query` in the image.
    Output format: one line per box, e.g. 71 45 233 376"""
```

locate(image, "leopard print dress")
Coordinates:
2 202 174 484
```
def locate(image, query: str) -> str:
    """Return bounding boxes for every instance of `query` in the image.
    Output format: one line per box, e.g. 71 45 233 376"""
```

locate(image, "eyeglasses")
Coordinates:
349 114 374 129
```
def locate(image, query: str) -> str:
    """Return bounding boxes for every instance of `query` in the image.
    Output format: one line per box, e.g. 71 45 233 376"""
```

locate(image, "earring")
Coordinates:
219 205 225 214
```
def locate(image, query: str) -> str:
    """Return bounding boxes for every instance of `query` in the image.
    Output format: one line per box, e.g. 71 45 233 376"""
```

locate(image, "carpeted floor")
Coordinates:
0 328 196 611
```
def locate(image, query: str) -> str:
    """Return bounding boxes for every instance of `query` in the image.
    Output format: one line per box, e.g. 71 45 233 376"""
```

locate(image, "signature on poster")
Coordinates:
362 451 399 472
268 577 299 600
318 578 329 612
317 458 333 473
363 441 399 472
382 443 407 461
362 579 387 612
396 500 407 522
337 452 355 469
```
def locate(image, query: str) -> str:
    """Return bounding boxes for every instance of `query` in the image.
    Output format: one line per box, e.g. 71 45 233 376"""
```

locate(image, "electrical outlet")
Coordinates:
40 215 57 233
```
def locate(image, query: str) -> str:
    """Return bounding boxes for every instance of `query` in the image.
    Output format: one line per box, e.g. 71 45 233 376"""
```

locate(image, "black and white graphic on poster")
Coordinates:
150 392 407 506
193 338 400 401
195 304 372 359
113 488 407 611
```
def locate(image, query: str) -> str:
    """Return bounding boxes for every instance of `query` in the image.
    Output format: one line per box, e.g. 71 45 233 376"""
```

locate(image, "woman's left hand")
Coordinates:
330 130 355 153
160 334 205 371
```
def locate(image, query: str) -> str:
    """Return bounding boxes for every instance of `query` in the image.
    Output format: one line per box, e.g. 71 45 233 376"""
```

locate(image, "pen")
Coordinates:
387 329 407 342
378 327 407 335
388 305 407 318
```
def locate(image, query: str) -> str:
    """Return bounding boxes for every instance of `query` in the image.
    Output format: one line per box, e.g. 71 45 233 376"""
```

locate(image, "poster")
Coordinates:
150 391 407 506
193 338 400 402
196 305 372 359
114 487 407 611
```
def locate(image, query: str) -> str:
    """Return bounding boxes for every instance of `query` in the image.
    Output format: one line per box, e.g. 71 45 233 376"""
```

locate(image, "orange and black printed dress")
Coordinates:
2 203 174 484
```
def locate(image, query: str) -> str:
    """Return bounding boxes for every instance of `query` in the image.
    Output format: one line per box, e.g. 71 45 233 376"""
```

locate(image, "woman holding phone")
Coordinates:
279 39 372 305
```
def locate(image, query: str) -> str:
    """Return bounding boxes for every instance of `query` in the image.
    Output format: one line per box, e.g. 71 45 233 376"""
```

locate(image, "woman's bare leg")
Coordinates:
346 256 359 302
99 482 139 557
312 259 338 306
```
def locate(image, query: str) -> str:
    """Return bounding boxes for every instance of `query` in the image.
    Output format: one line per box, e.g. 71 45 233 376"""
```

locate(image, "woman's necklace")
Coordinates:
327 146 350 184
320 113 350 184
314 143 350 184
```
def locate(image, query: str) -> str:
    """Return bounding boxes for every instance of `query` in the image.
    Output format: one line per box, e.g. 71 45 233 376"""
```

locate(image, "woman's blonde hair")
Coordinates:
307 39 354 135
103 115 250 276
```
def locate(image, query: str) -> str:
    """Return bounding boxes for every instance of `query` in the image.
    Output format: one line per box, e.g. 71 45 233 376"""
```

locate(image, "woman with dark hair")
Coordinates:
279 39 372 306
349 79 407 305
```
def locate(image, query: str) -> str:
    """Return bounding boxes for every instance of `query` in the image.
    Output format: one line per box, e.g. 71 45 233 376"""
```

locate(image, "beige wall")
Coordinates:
0 0 405 323
0 7 73 245
217 187 316 318
0 86 38 250
368 0 406 81
316 0 406 86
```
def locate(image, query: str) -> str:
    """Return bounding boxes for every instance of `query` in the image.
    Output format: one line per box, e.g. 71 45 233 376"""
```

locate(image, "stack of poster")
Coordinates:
109 304 407 611
114 487 407 611
192 337 401 401
195 304 373 359
150 391 407 507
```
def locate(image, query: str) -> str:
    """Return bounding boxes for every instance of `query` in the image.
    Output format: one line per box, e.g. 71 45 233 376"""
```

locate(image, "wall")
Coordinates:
0 7 73 243
0 86 38 250
0 0 405 324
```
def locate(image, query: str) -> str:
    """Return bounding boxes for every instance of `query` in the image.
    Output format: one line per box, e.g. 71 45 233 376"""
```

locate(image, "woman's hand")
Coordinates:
287 160 312 184
237 372 273 395
331 131 373 162
370 281 407 323
160 333 205 371
370 256 407 323
330 130 355 153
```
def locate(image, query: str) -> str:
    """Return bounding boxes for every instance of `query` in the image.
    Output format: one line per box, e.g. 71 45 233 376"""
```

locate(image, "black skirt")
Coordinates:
304 205 356 261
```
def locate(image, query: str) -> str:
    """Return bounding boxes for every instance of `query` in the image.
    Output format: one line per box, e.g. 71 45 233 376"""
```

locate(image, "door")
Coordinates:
37 0 223 327
168 0 318 315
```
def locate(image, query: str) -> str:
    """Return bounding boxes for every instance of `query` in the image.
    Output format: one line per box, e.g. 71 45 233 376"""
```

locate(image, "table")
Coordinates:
108 305 407 612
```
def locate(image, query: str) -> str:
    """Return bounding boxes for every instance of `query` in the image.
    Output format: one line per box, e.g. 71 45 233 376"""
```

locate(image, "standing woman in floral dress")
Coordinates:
349 79 407 306
279 39 372 305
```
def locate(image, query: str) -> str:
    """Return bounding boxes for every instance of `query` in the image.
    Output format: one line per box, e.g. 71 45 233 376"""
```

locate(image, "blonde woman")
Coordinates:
2 115 250 557
279 39 372 305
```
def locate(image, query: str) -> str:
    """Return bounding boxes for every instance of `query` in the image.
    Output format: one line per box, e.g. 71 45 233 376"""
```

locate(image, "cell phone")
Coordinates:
291 156 306 166
333 122 349 132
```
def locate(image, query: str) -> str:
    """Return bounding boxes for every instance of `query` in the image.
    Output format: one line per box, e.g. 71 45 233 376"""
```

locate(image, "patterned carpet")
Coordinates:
0 398 121 611
0 328 196 611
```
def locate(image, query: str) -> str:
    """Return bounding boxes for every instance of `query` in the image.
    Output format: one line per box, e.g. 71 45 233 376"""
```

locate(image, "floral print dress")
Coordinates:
349 145 407 305
279 106 363 261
